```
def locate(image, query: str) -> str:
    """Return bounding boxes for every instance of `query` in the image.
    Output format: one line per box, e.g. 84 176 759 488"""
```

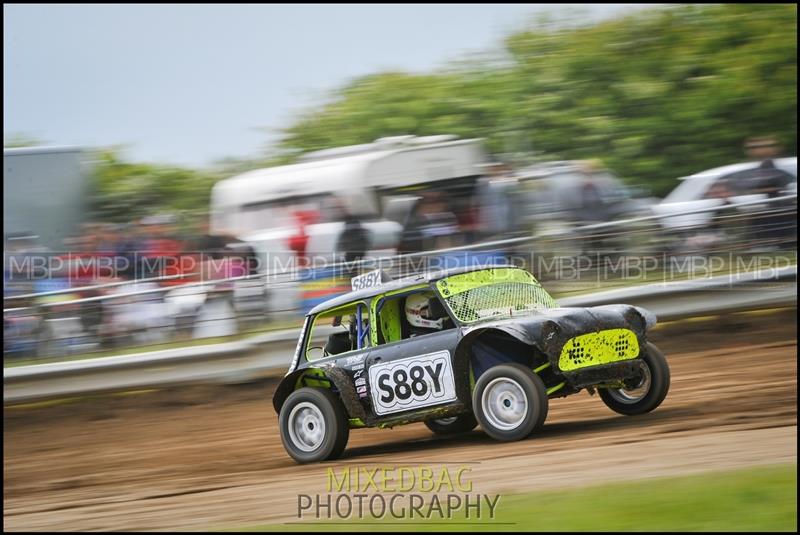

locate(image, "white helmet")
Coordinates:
405 293 444 330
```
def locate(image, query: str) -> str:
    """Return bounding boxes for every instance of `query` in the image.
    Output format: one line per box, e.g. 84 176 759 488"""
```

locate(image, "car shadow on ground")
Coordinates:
340 406 696 460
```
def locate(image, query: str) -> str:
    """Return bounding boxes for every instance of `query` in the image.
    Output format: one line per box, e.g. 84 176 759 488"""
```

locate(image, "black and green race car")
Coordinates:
273 265 670 463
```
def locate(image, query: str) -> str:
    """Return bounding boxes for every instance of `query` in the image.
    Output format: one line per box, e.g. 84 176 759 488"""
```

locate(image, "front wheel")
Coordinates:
472 363 549 442
279 387 350 463
425 413 478 435
599 342 670 416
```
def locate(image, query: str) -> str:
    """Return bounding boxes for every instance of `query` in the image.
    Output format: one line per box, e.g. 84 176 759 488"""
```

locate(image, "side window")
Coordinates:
703 176 735 200
705 168 795 200
306 302 369 361
372 288 454 346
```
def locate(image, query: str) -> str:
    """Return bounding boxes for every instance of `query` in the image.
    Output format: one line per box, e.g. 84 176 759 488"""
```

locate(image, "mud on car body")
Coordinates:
273 265 670 463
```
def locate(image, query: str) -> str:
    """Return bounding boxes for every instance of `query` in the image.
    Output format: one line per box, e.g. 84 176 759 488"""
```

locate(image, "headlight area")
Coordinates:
634 306 658 330
623 306 657 331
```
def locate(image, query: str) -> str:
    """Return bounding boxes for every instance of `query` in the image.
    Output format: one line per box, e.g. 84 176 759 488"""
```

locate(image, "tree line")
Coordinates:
10 4 795 220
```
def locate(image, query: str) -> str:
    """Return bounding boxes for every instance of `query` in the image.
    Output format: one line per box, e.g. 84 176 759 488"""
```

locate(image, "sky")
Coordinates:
4 4 657 168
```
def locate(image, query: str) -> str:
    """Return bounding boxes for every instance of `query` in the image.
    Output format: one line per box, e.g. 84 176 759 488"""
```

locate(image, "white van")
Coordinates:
210 135 489 314
211 136 487 262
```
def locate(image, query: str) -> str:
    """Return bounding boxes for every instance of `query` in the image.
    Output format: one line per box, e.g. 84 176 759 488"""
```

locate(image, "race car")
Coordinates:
273 265 670 463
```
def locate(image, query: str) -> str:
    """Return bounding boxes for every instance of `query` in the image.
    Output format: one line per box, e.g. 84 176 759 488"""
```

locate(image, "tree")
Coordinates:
87 150 219 223
274 4 797 197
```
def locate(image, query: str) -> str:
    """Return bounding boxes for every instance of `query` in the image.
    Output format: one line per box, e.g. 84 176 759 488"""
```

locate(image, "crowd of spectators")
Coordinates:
3 215 261 359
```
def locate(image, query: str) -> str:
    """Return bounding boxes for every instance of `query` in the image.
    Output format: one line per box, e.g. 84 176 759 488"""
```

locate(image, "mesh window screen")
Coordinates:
443 282 556 323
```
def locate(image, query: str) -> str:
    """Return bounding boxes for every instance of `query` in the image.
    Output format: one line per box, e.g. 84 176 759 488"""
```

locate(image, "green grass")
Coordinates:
238 464 797 532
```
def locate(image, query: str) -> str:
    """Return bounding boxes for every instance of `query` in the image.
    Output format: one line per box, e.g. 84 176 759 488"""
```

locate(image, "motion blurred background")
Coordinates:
4 3 796 361
3 4 797 532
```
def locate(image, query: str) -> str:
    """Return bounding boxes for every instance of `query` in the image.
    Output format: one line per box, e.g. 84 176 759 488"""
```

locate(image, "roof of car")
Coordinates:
681 157 797 181
306 264 520 316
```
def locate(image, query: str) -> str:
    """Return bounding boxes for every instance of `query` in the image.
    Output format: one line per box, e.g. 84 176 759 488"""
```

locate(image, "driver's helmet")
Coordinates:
405 293 444 330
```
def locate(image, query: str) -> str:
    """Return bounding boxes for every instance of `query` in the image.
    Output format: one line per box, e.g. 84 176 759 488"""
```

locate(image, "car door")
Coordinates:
364 291 462 418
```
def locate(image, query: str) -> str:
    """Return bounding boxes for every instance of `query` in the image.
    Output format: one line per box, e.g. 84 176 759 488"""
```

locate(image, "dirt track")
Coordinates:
4 309 798 531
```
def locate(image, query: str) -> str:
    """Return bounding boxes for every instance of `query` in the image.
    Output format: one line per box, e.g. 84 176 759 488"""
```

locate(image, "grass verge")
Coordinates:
239 464 797 532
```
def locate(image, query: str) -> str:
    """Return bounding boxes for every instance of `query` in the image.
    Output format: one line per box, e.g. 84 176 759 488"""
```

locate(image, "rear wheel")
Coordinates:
473 363 549 442
599 342 670 416
425 413 478 435
279 387 349 463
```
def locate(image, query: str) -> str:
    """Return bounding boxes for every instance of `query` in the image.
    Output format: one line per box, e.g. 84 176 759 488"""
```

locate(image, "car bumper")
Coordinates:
560 359 643 389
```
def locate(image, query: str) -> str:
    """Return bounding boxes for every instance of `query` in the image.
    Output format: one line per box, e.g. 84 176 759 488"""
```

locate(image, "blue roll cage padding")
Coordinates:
356 303 369 349
356 304 363 349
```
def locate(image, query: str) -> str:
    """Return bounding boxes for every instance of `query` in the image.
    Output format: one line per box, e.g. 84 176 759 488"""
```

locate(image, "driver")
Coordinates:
405 293 447 337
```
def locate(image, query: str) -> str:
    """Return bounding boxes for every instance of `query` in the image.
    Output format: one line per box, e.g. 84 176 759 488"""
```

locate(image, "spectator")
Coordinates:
399 191 461 255
743 137 796 249
744 136 781 162
140 214 183 280
114 222 144 280
335 209 370 265
192 218 228 259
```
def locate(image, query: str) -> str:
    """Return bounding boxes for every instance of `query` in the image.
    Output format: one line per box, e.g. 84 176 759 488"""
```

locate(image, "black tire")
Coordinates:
279 387 350 464
599 342 670 416
472 363 549 442
424 413 478 435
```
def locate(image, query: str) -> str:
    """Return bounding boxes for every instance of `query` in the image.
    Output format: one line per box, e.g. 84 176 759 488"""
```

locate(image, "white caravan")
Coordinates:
211 135 487 265
210 135 489 314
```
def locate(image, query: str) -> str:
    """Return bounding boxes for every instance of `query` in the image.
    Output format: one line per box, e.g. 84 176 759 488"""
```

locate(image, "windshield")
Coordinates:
435 267 557 324
663 174 719 203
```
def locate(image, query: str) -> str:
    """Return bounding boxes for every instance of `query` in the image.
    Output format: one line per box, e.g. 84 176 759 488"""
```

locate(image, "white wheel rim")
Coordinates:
434 416 458 425
481 377 529 431
288 402 326 452
607 362 652 404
